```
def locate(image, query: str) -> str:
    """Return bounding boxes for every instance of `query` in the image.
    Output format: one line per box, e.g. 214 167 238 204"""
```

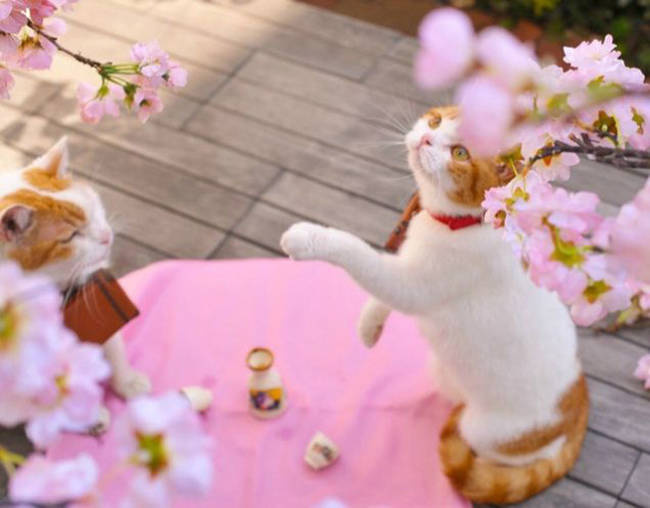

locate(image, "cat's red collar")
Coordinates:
429 212 482 231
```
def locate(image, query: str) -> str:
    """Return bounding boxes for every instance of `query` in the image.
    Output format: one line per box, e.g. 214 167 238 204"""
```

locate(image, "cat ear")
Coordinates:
32 136 70 178
0 205 34 242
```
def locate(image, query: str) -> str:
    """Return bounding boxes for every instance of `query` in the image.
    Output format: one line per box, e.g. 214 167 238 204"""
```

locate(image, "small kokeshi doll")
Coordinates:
246 347 287 419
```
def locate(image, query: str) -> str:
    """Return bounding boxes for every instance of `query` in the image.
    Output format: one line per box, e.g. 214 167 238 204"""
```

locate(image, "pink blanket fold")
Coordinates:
48 259 469 508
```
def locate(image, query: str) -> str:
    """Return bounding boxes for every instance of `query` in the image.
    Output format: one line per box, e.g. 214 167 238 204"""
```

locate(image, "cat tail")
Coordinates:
439 376 589 504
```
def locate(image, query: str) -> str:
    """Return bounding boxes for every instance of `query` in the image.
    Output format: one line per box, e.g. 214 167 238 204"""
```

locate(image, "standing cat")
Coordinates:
280 106 588 504
0 137 151 403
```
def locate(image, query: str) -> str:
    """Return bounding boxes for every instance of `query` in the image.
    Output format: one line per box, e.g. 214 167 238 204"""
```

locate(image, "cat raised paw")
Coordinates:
280 222 330 261
111 369 151 399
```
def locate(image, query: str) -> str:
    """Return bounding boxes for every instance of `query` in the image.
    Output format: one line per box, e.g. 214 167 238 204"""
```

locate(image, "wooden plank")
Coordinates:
579 329 650 397
111 235 166 276
94 182 224 259
510 477 616 508
570 431 639 496
588 378 650 452
4 73 59 114
617 327 650 349
207 0 399 56
364 57 452 105
34 92 281 197
213 236 279 260
562 159 646 207
234 201 305 252
236 52 427 126
61 0 251 74
0 109 253 230
387 37 418 65
211 78 408 170
621 453 650 506
186 106 415 209
262 173 399 246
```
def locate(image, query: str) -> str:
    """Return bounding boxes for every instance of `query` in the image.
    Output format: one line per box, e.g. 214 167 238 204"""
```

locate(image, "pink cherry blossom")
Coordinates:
456 74 513 156
520 131 581 181
415 8 475 89
0 65 13 99
611 178 650 284
115 392 213 508
43 16 67 37
634 354 650 390
77 82 125 124
568 254 635 325
132 87 163 123
0 0 12 21
166 60 187 89
476 27 538 91
9 453 98 505
629 98 650 150
0 262 63 402
564 34 620 73
15 34 56 70
130 40 170 87
24 330 110 448
0 32 18 60
0 6 25 33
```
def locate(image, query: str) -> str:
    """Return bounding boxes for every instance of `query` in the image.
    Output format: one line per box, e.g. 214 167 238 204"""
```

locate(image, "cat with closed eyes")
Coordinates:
0 138 151 409
280 106 588 504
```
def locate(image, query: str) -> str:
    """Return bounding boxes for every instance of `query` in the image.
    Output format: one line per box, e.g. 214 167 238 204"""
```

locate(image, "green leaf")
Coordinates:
547 93 571 118
586 76 624 103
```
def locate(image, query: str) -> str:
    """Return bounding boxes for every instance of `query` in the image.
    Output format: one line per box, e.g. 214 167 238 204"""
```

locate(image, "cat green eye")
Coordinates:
427 113 441 129
451 145 470 161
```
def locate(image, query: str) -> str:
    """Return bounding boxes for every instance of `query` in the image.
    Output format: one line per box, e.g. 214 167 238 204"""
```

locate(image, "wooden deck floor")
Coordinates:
1 0 649 506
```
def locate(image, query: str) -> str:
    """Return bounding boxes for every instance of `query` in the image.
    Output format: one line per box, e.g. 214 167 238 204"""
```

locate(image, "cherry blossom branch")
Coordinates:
529 139 650 170
25 20 103 71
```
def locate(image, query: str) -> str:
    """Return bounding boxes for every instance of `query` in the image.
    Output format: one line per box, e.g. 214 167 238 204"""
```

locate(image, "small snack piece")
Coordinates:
180 386 213 412
246 347 287 419
304 432 339 470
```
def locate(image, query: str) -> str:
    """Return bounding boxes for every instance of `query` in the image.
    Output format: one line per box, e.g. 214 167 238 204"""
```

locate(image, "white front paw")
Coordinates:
111 369 151 399
357 313 385 348
280 222 329 261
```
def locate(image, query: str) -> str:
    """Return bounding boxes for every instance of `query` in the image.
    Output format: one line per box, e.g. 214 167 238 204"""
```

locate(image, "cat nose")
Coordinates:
417 134 433 149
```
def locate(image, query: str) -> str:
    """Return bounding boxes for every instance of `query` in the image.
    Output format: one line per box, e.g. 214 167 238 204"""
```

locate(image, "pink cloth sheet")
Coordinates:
48 259 470 508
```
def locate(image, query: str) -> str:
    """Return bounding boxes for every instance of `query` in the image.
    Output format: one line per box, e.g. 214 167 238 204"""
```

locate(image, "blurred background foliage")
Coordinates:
298 0 650 74
473 0 650 73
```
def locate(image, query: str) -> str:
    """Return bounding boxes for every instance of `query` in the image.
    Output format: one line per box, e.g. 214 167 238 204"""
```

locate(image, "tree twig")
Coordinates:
528 138 650 171
25 20 104 71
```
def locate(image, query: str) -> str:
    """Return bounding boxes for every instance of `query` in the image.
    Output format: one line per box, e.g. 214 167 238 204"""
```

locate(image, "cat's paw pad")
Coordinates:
358 316 384 348
111 370 151 399
280 222 328 261
87 406 111 436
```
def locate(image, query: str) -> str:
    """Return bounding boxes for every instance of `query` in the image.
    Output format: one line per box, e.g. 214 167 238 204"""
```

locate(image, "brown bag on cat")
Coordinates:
63 269 139 344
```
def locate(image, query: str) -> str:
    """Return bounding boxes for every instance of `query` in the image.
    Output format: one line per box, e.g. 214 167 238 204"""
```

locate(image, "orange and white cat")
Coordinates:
280 106 588 504
0 138 151 404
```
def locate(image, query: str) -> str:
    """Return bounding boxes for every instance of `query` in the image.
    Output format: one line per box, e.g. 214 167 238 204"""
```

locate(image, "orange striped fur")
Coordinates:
0 189 86 270
425 106 515 207
439 375 589 504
